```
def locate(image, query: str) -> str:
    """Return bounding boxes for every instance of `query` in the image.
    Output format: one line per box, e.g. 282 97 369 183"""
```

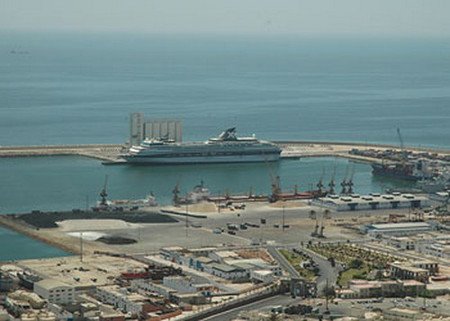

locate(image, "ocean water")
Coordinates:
0 32 449 148
0 156 414 215
0 227 69 261
0 32 449 260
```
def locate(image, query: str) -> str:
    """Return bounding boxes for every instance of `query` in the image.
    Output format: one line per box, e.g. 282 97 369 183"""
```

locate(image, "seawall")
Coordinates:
1 141 448 163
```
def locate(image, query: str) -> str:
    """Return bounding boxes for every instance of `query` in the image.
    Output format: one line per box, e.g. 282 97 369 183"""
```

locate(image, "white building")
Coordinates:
225 258 282 276
203 263 247 281
208 251 240 263
8 290 45 309
162 276 215 295
33 279 75 305
386 236 416 250
421 241 450 259
131 279 175 299
129 113 182 146
314 194 429 212
250 270 274 283
364 222 432 237
95 285 147 315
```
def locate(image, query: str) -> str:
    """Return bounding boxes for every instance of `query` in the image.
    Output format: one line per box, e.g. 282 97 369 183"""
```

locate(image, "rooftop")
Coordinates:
35 278 71 290
213 251 240 259
370 222 431 230
17 255 148 288
387 307 421 316
251 270 273 276
196 256 214 264
210 263 243 273
390 262 429 273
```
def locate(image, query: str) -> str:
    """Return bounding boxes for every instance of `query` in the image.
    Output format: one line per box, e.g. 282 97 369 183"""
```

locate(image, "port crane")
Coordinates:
99 175 109 206
172 181 181 205
270 175 282 202
397 127 408 164
340 165 350 194
266 162 281 202
347 165 355 194
316 168 325 194
328 164 336 195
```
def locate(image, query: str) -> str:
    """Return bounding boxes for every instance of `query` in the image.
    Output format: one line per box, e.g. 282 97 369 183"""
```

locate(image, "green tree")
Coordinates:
348 258 364 269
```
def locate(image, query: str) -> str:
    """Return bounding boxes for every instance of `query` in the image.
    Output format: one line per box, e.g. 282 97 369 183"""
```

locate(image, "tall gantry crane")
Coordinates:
397 127 408 163
99 175 109 206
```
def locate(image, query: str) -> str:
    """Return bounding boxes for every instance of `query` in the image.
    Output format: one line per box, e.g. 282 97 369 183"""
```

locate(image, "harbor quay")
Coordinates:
1 141 449 163
1 199 449 321
0 144 123 162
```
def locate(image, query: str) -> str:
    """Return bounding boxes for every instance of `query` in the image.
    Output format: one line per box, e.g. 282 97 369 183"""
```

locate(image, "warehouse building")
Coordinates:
313 193 429 212
34 279 75 305
362 222 432 237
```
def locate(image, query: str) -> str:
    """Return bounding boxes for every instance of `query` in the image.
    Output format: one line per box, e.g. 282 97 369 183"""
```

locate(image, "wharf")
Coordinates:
0 144 123 162
0 142 448 164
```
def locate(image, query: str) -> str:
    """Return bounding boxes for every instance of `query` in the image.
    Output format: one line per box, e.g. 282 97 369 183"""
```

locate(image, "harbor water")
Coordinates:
0 227 69 261
0 32 449 260
0 156 414 215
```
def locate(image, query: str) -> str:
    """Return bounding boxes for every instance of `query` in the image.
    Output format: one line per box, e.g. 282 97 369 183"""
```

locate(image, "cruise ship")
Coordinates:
121 127 281 164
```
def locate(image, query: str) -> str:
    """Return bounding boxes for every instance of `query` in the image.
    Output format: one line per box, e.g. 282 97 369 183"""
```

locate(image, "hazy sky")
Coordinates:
1 0 449 36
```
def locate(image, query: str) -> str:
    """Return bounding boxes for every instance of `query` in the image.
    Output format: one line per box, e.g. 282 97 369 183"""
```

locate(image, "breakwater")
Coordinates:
0 144 123 161
1 141 448 164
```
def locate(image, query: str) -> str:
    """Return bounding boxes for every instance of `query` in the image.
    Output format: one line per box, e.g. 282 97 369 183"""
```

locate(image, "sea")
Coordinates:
0 32 449 260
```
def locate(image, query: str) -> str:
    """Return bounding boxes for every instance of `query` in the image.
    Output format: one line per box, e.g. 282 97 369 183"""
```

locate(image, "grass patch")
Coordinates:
338 265 371 287
279 249 318 281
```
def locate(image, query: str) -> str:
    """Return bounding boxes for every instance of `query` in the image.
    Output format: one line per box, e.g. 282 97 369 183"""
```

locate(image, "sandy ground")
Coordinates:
57 219 142 231
269 201 308 208
1 200 414 258
51 201 397 254
66 231 106 241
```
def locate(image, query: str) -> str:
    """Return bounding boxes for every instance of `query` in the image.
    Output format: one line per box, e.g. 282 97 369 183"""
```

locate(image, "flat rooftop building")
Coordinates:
313 193 429 212
363 222 432 237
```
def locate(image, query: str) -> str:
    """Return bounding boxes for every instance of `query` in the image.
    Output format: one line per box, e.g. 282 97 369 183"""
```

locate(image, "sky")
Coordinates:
1 0 450 37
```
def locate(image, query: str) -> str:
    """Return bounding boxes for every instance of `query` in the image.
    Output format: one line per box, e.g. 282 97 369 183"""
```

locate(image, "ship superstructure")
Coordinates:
122 128 281 164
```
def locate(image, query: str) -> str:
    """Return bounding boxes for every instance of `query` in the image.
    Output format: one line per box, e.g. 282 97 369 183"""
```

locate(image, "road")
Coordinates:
203 294 298 321
267 246 301 279
298 246 342 294
203 295 450 321
280 244 341 294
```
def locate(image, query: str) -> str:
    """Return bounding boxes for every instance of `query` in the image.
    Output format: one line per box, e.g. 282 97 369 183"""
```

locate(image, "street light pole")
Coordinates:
185 203 189 237
80 232 83 263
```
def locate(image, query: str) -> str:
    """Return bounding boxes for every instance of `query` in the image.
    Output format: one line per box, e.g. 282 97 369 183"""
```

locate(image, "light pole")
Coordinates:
80 232 83 262
185 203 189 237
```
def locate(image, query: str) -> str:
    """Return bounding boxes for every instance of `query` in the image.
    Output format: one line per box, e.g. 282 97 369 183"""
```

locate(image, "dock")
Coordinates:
0 142 448 164
0 144 123 162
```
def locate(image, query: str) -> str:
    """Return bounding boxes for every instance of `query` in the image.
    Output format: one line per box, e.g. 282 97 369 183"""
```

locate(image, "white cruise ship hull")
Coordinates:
123 153 280 164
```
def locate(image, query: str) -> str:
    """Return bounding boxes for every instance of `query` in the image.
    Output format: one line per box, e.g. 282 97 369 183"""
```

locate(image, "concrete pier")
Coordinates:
0 144 123 162
0 142 448 164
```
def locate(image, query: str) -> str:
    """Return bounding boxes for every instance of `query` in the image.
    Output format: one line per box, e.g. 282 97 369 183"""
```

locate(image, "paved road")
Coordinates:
282 245 341 294
299 246 342 294
267 246 301 279
203 294 298 321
